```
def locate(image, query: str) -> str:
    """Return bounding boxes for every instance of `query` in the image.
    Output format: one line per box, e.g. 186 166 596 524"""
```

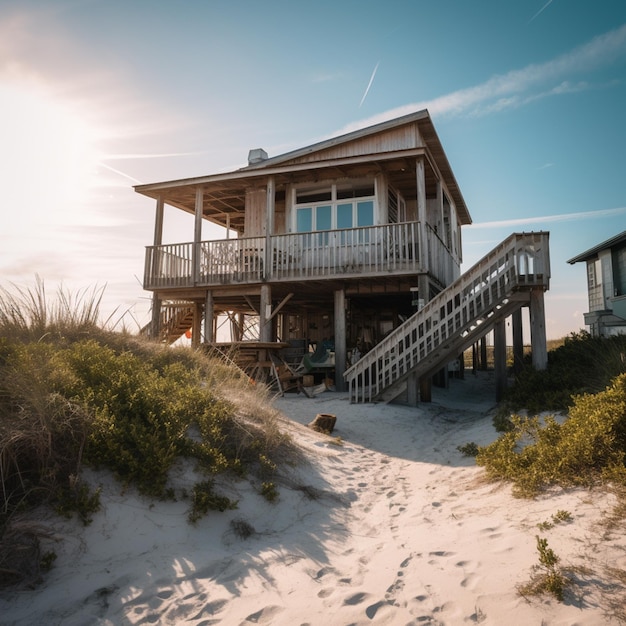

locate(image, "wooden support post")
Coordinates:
192 301 202 348
260 284 272 343
407 371 418 406
150 294 161 341
264 176 275 280
494 319 507 402
419 377 432 403
512 307 524 375
334 289 346 392
153 195 164 246
150 196 165 340
480 336 488 370
530 288 548 370
204 291 214 344
416 157 428 272
192 187 204 285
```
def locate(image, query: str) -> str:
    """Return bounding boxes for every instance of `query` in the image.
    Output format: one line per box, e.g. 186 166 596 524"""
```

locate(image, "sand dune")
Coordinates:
2 371 625 625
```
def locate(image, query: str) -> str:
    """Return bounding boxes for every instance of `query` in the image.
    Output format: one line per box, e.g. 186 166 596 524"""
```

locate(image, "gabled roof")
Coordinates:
567 230 626 264
134 109 471 230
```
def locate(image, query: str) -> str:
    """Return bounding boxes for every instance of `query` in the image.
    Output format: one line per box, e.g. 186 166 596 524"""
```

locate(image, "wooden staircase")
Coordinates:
344 232 550 403
141 301 194 344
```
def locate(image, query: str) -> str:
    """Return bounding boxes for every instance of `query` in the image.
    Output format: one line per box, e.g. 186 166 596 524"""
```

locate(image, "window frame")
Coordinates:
292 180 377 235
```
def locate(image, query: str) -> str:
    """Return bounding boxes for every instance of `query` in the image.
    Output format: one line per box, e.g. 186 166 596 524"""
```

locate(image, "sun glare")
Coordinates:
1 78 101 232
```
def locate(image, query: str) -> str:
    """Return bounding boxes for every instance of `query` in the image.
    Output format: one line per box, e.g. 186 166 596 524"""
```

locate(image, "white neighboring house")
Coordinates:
568 230 626 337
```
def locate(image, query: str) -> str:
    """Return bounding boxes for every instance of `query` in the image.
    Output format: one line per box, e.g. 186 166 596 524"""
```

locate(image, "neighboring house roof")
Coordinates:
134 109 471 230
567 230 626 264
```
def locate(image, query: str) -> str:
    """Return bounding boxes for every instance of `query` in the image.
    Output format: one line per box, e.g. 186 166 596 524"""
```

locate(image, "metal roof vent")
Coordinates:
247 148 268 165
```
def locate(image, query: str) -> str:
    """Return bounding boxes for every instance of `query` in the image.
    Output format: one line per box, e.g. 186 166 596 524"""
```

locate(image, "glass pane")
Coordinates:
316 205 332 231
357 201 374 226
337 203 353 229
296 207 312 232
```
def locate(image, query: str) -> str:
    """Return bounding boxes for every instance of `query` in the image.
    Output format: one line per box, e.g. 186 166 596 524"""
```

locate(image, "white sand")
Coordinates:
2 371 626 625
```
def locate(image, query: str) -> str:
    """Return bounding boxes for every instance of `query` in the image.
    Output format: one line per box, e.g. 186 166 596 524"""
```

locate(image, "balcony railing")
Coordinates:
144 221 456 289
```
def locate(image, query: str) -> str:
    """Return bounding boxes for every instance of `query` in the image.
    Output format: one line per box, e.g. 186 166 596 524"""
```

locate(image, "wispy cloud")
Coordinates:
103 151 208 160
339 23 626 132
468 206 626 229
359 62 380 108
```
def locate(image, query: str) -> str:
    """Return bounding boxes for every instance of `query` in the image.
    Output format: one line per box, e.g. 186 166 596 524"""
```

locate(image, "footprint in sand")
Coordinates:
365 599 393 619
343 591 372 606
461 572 479 589
243 605 284 624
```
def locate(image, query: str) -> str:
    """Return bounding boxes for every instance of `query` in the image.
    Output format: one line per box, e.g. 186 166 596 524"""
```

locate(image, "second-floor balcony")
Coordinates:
144 221 456 290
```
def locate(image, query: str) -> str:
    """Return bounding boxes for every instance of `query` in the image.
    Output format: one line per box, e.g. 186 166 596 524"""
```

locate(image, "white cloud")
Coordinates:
468 206 626 230
337 23 626 132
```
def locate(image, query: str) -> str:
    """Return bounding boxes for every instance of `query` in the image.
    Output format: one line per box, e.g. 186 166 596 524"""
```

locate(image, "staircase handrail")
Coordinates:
344 232 550 401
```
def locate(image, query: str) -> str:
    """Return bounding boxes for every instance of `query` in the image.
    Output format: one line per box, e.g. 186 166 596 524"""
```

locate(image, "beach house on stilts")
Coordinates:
136 110 550 403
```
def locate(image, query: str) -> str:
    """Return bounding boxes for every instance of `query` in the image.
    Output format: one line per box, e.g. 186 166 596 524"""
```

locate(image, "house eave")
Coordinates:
567 229 626 264
134 109 472 226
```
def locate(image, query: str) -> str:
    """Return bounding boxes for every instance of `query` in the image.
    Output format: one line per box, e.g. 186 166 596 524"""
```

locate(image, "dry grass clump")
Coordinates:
0 279 297 588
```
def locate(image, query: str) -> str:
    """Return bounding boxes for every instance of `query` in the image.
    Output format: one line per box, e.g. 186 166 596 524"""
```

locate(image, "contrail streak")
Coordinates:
529 0 554 23
359 62 380 108
98 162 142 184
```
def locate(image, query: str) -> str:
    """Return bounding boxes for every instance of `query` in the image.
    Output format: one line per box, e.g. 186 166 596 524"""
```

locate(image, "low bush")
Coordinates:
499 331 626 416
0 281 295 548
519 536 570 602
478 373 626 497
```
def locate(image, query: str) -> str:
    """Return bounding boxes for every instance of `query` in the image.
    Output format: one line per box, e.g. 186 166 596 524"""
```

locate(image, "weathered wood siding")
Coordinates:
284 124 424 165
244 188 266 237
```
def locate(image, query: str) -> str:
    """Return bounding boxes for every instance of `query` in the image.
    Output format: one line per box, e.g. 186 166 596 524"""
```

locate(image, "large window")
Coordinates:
294 181 375 237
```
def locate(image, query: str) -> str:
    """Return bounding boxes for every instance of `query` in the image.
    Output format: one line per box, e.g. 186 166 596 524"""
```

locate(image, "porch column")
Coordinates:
150 195 165 340
494 318 507 401
512 307 524 375
260 284 272 343
192 186 204 285
480 336 488 370
529 288 548 370
204 291 214 344
407 371 419 406
416 157 428 273
264 176 275 280
334 289 346 392
192 301 202 348
419 377 432 403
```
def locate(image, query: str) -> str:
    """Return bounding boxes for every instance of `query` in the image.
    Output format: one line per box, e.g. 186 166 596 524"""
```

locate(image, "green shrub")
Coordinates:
1 304 294 526
188 480 237 524
478 373 626 497
261 481 279 502
501 331 626 416
457 442 480 457
0 281 298 588
519 536 569 602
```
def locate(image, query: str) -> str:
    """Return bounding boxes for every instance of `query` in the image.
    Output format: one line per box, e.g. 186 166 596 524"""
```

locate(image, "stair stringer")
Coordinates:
377 293 530 403
140 301 195 344
345 232 550 403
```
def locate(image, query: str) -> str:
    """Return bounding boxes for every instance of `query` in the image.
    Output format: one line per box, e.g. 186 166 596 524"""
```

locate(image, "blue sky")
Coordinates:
1 0 625 338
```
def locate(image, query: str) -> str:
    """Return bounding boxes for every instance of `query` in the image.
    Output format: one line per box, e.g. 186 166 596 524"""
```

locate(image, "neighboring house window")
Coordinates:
588 259 603 311
294 181 375 238
613 246 626 296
